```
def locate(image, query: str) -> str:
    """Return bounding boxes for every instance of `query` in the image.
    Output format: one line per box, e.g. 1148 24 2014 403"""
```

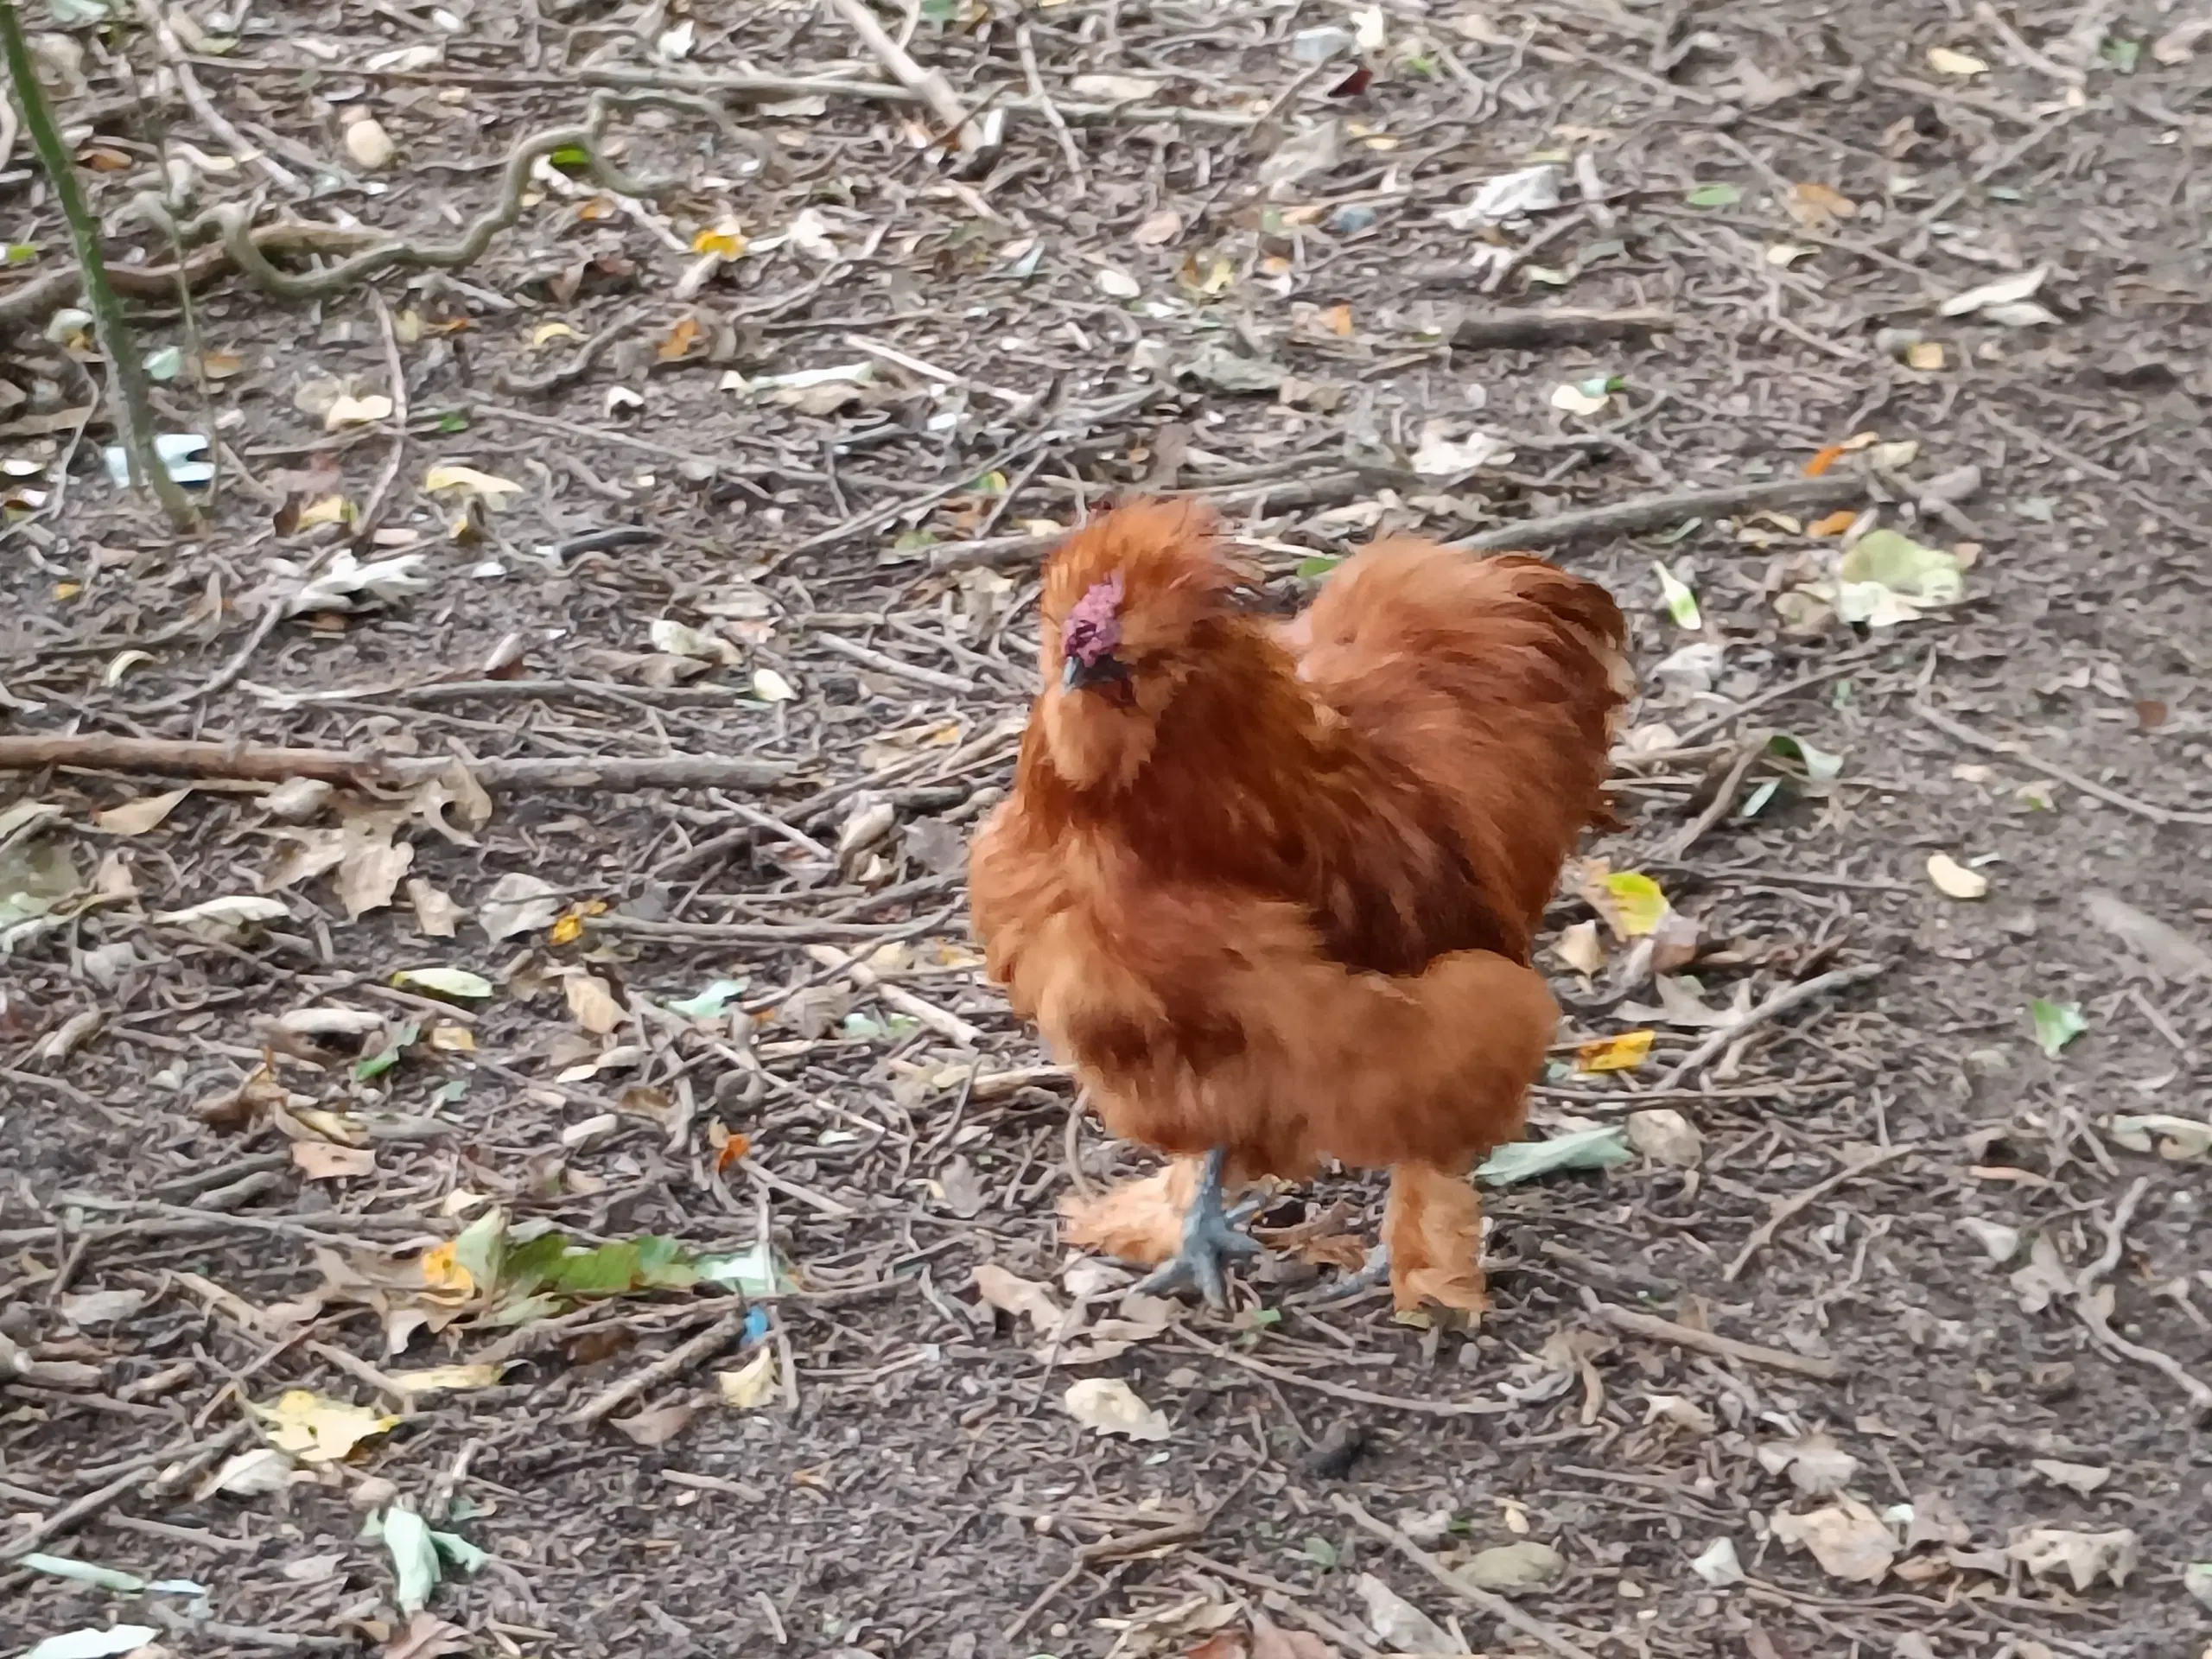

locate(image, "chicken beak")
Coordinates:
1062 652 1128 692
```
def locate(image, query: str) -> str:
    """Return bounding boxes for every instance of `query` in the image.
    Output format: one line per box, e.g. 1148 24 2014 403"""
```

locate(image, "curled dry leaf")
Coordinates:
565 971 626 1036
1353 1574 1454 1655
717 1349 778 1408
1926 852 1987 899
1553 918 1605 976
1758 1433 1859 1497
1062 1376 1171 1441
406 879 461 938
2008 1526 2137 1591
292 1141 378 1181
1770 1499 1896 1583
973 1264 1065 1334
92 788 189 836
480 872 561 942
1626 1108 1702 1167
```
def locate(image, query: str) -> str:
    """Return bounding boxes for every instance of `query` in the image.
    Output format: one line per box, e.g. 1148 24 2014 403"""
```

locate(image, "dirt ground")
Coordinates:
3 1 2211 1656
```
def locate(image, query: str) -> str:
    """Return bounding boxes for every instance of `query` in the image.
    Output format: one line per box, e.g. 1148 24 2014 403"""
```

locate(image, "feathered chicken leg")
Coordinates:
1302 1164 1493 1315
1134 1147 1259 1309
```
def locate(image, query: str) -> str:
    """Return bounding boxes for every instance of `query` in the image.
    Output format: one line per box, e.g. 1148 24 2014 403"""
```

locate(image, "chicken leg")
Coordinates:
1135 1147 1259 1309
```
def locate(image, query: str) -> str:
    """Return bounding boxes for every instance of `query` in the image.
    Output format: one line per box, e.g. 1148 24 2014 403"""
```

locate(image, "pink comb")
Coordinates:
1062 574 1125 664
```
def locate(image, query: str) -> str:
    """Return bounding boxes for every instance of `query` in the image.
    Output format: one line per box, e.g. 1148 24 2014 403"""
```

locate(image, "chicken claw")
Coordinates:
1298 1243 1390 1307
1135 1147 1260 1310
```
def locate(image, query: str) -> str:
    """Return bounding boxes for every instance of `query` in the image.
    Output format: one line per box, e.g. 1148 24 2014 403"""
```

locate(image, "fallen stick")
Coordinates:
1455 473 1873 553
1582 1294 1845 1381
825 0 986 157
1913 701 2212 829
1332 1496 1601 1659
1653 961 1887 1090
1176 1330 1510 1419
1666 734 1768 860
803 944 986 1048
1450 306 1675 350
2075 1177 2212 1414
567 1306 749 1427
1725 1144 1915 1281
0 734 789 791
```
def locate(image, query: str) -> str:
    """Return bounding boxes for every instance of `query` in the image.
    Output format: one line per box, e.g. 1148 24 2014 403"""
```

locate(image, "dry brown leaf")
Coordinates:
1059 1160 1198 1266
335 818 412 919
93 787 190 836
1257 1200 1371 1271
1383 1164 1489 1316
973 1264 1065 1333
612 1398 699 1446
1786 181 1856 227
292 1141 378 1181
405 878 461 938
565 971 626 1035
385 1611 472 1659
1553 918 1605 976
1249 1611 1341 1659
1770 1500 1896 1583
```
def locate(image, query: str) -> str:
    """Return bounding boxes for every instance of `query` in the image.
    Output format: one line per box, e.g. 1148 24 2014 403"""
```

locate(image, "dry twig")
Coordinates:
2074 1177 2212 1414
1581 1293 1846 1381
1332 1495 1601 1659
1654 962 1887 1089
1912 701 2212 828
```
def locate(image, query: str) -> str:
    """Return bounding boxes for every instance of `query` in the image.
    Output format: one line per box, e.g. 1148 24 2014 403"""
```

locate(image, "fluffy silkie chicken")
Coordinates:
968 499 1630 1313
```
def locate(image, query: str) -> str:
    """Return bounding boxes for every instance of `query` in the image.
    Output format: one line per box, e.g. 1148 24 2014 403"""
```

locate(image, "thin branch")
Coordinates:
1654 961 1887 1089
0 733 791 791
1015 23 1086 188
1912 700 2212 828
1581 1292 1847 1381
2073 1176 2212 1414
824 0 984 156
0 0 197 529
1725 1144 1915 1281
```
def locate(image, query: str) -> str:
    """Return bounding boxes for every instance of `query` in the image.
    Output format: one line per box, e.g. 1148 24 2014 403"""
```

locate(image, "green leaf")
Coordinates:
1834 530 1964 626
2030 998 2088 1058
429 1529 488 1575
1652 560 1701 629
1738 778 1780 818
381 1504 442 1613
1478 1125 1631 1186
1686 181 1742 207
6 243 39 266
1301 1535 1340 1568
391 967 494 1000
353 1019 419 1082
664 976 749 1020
2101 36 2139 73
435 410 469 434
1767 733 1844 791
546 143 592 171
1296 555 1343 579
633 1234 701 1290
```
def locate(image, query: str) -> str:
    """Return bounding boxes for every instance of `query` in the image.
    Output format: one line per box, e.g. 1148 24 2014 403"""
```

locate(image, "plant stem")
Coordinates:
0 1 198 530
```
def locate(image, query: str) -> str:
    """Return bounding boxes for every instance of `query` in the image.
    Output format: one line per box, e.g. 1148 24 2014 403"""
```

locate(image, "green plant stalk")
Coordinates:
0 0 197 530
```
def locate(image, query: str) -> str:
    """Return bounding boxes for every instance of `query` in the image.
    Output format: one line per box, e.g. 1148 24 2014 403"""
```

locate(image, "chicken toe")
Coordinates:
1134 1147 1260 1309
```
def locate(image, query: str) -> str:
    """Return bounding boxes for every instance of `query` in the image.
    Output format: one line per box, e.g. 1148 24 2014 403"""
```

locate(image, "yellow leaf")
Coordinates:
1905 340 1946 371
385 1363 504 1394
716 1349 778 1408
295 494 352 531
1927 45 1989 75
1600 871 1669 937
1577 1029 1655 1073
576 196 616 221
423 463 524 501
418 1240 474 1300
549 912 585 946
531 321 581 346
692 222 748 259
251 1389 400 1463
658 315 702 361
426 1024 475 1052
52 582 79 600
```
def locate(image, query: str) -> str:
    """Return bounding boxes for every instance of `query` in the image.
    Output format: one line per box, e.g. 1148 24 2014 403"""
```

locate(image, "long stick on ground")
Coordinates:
1913 700 2212 828
1456 473 1872 553
2074 1177 2212 1414
1580 1293 1846 1381
0 734 790 791
0 1 198 530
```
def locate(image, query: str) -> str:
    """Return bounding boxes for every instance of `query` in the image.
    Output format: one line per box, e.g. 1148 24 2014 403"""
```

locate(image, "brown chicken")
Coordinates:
968 499 1630 1312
